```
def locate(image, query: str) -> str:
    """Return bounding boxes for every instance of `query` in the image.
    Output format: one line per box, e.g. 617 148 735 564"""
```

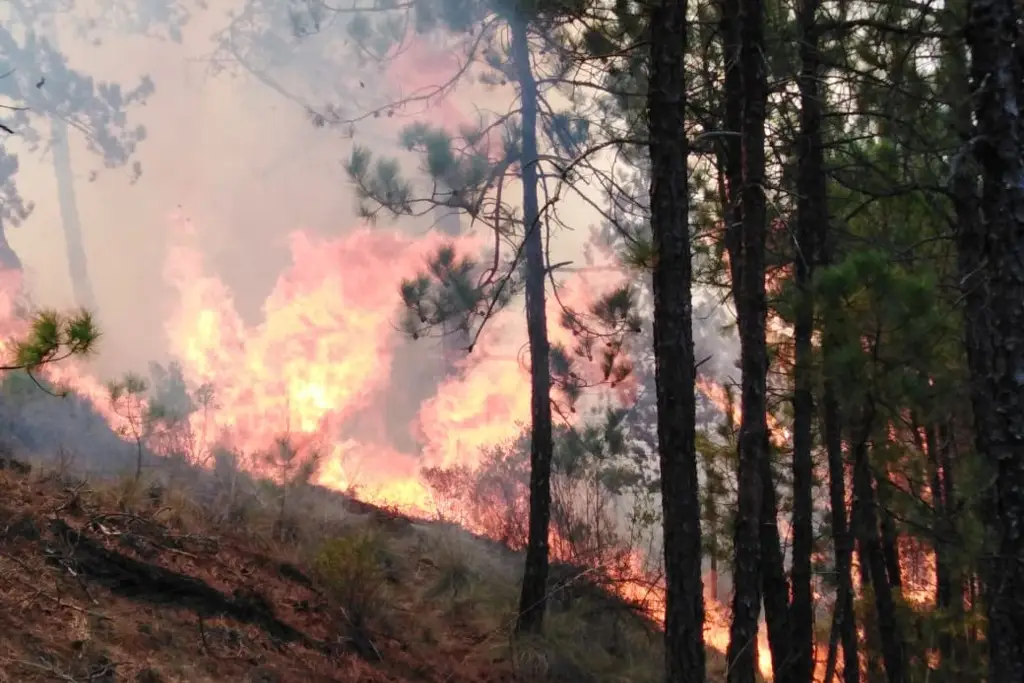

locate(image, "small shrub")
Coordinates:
312 529 389 659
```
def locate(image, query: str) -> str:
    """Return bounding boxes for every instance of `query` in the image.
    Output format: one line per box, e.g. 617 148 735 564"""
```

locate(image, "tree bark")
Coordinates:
959 1 1024 680
648 1 706 679
511 16 554 636
760 451 792 683
791 0 824 676
722 0 770 679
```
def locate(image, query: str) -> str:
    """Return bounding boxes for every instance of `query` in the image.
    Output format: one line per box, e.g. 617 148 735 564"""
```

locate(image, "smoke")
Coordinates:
0 0 745 565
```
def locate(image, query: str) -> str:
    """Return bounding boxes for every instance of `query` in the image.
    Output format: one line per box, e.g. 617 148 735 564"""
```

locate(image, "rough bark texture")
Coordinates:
791 0 824 677
960 1 1024 679
722 0 769 679
511 17 554 636
648 1 706 679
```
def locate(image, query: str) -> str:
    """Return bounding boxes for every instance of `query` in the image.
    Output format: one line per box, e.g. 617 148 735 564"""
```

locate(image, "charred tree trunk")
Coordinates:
722 0 770 680
648 1 706 678
959 1 1024 679
511 16 554 636
790 0 824 677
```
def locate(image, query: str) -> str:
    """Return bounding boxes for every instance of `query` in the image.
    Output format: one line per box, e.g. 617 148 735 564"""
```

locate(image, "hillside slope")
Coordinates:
0 455 667 683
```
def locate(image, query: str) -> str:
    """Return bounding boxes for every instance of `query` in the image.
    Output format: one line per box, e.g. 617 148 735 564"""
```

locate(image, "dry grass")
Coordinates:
0 454 667 682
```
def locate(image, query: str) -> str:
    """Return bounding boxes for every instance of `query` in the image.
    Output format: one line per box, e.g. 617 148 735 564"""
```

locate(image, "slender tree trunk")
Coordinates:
924 422 958 677
46 20 96 311
876 474 903 592
940 7 976 677
937 421 969 679
706 457 721 601
648 1 706 678
51 119 97 310
851 401 905 683
759 451 792 683
959 2 1024 679
722 0 770 679
510 16 554 636
791 0 824 677
821 304 859 683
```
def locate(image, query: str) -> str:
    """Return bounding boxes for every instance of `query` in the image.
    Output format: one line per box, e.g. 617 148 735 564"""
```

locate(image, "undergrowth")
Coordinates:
0 452 684 682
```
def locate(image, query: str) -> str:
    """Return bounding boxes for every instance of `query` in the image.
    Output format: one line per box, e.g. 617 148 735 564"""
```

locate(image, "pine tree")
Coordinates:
958 0 1024 679
648 0 706 679
322 0 637 634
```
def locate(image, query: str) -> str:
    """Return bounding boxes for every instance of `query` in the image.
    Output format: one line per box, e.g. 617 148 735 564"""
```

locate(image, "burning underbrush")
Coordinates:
0 213 766 680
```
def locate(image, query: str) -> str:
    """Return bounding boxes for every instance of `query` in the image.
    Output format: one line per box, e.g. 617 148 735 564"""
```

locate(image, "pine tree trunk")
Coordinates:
820 278 859 683
876 474 903 592
940 7 976 675
722 0 770 679
511 16 554 636
959 1 1024 680
648 1 706 678
851 403 905 683
47 20 97 311
925 422 960 678
760 450 792 683
790 0 824 676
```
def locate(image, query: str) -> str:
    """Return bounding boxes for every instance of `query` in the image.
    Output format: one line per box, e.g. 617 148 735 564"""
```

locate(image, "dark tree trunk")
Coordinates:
924 421 962 678
939 6 976 676
759 451 792 683
791 0 824 677
851 402 905 683
511 17 554 636
722 0 770 680
876 475 903 592
959 1 1024 680
936 422 969 678
648 1 706 679
820 270 859 683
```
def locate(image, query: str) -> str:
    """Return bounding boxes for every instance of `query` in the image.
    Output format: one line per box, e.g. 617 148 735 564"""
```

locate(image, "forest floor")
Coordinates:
0 455 683 683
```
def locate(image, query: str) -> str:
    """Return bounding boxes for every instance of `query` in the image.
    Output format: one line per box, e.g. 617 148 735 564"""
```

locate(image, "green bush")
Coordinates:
312 530 389 659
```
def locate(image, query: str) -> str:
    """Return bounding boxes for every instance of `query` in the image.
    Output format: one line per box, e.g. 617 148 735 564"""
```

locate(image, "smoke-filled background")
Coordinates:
2 1 671 484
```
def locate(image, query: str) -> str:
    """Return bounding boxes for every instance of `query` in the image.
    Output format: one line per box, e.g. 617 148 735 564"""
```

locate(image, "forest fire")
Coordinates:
0 214 784 677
